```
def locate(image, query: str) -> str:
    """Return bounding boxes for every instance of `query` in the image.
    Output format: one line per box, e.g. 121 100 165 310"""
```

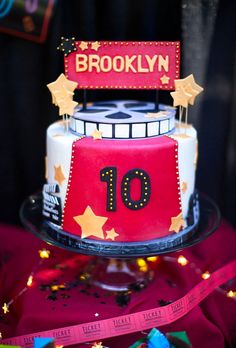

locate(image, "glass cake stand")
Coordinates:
20 193 220 291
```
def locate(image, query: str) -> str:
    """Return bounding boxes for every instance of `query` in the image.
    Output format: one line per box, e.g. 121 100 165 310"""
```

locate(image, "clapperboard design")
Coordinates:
42 184 62 225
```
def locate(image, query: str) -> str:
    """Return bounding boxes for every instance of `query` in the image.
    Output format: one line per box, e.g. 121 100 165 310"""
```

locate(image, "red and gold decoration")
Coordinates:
47 74 78 131
62 136 183 241
171 74 203 128
1 254 235 347
63 41 180 90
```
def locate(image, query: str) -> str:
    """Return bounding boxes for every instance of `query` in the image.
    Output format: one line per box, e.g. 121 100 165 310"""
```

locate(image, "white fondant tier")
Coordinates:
45 101 197 229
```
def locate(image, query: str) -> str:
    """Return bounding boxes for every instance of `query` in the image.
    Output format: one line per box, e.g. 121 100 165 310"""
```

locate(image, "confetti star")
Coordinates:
39 249 50 259
0 332 2 339
91 342 103 348
94 312 99 317
73 206 108 239
106 228 119 241
169 212 184 233
145 111 169 118
54 165 66 186
91 128 103 140
79 41 89 51
91 41 101 51
181 181 188 193
170 86 192 108
160 74 170 84
57 37 77 56
2 303 9 314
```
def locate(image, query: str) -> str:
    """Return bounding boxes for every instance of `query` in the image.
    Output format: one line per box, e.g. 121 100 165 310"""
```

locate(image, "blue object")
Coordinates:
148 328 170 348
34 338 54 348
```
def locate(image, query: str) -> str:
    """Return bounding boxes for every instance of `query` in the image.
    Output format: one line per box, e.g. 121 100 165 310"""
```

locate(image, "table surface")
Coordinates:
0 221 236 348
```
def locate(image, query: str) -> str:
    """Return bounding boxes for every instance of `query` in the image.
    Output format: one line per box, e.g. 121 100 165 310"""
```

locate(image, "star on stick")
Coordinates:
47 73 77 106
169 212 185 233
106 228 119 241
92 128 103 140
160 74 170 84
73 206 108 239
58 98 78 116
54 165 66 186
91 41 101 51
174 74 203 105
2 303 9 314
79 41 89 51
170 86 192 108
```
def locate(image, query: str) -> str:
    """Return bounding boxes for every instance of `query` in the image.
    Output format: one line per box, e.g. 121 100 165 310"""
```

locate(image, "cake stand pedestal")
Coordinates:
20 193 220 292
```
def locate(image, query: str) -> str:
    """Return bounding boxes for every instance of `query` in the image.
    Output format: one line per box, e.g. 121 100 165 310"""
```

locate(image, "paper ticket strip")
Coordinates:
1 260 236 348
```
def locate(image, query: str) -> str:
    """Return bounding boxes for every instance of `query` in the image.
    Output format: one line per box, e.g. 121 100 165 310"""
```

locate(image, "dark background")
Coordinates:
0 0 236 227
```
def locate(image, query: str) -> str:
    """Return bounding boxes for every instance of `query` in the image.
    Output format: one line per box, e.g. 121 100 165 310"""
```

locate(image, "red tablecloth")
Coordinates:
0 221 236 348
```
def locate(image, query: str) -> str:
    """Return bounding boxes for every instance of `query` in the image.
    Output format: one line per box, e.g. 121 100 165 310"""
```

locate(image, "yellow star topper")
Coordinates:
174 74 203 105
47 73 77 106
73 206 108 239
170 86 192 108
58 98 78 116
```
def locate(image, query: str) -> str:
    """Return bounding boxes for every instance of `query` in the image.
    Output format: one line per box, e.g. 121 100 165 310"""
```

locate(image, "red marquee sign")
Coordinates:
64 41 180 90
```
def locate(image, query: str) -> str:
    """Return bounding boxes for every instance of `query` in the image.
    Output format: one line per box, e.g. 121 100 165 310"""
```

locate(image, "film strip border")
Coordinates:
70 116 175 139
2 259 236 348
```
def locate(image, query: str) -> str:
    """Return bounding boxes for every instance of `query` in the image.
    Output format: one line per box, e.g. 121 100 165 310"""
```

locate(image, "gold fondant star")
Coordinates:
170 86 192 108
174 74 203 105
145 111 169 118
79 41 89 51
183 84 200 105
91 128 103 140
169 212 184 233
47 74 77 95
181 181 188 193
47 74 77 107
73 206 108 239
54 165 66 185
91 41 101 51
106 228 119 241
2 303 9 314
160 74 170 84
58 98 78 116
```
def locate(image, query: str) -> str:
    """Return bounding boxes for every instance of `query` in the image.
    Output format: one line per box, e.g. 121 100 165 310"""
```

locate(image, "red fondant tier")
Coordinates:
62 135 181 242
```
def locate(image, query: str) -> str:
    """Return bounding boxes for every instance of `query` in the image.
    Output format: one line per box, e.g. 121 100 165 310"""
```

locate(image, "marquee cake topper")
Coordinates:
58 39 180 90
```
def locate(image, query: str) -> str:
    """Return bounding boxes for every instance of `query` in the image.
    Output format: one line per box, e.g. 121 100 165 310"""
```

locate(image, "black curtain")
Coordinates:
0 0 236 227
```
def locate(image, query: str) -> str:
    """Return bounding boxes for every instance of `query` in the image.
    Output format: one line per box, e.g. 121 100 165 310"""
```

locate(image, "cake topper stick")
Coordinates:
47 74 78 134
154 91 159 111
82 89 87 111
171 74 203 132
